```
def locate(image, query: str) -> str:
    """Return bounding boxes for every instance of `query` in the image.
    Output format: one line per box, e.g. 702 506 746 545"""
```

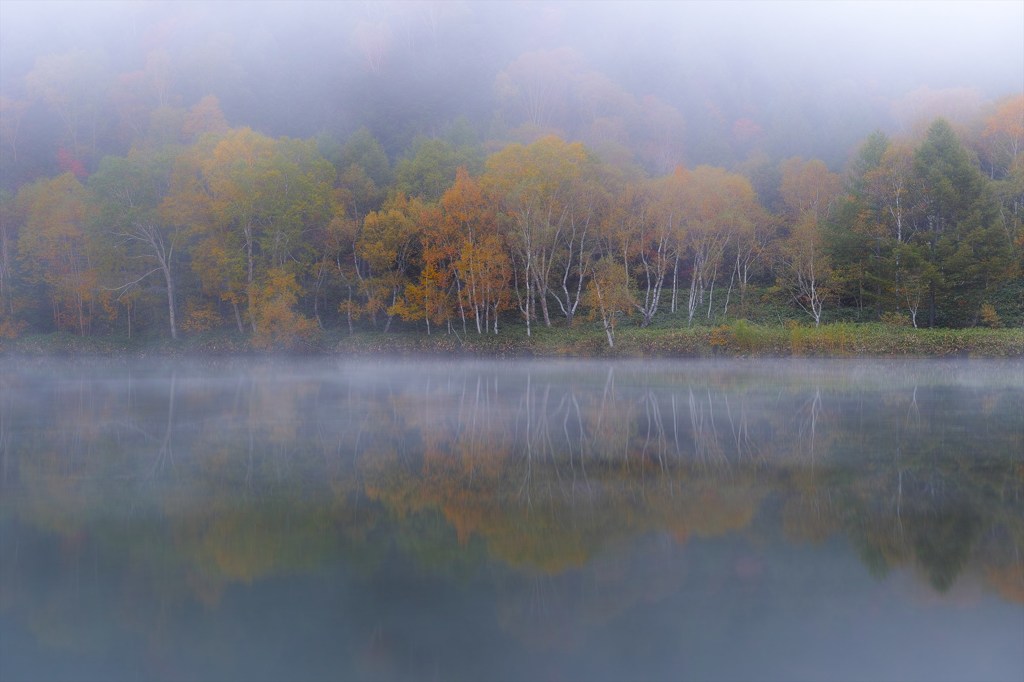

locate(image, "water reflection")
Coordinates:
1 359 1022 681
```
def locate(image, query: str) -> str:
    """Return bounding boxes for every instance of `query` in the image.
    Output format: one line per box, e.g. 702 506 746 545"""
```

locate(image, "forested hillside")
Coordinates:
1 2 1021 347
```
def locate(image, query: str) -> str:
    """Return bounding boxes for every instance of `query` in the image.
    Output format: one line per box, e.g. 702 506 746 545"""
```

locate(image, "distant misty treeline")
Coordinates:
0 4 1021 344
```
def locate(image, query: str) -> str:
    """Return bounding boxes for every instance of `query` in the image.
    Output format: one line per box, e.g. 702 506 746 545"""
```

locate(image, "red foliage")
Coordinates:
56 146 87 179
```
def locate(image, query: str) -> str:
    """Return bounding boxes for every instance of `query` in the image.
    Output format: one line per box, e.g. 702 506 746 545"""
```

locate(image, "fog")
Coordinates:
2 0 1021 175
2 357 1023 680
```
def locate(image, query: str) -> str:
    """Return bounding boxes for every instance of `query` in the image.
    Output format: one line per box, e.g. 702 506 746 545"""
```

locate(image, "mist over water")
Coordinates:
1 358 1022 681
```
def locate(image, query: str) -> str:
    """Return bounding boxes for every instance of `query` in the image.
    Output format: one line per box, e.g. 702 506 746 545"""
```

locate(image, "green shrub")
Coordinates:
880 311 912 327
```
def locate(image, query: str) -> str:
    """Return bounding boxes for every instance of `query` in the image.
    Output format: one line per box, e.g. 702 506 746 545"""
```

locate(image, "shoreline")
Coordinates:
3 323 1022 359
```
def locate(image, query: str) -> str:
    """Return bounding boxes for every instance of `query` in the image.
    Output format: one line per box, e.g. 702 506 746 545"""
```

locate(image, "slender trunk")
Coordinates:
313 265 325 331
77 290 85 336
928 281 936 328
384 287 398 332
594 281 614 348
561 283 575 326
232 301 245 334
457 279 467 334
687 264 700 325
346 288 354 335
165 271 177 340
812 277 822 327
671 255 679 314
522 261 532 337
246 227 256 333
706 265 717 319
526 291 531 337
154 254 177 340
723 266 735 318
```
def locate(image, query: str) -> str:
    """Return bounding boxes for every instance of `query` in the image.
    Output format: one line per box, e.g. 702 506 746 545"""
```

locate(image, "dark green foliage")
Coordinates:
395 137 484 202
827 119 1019 328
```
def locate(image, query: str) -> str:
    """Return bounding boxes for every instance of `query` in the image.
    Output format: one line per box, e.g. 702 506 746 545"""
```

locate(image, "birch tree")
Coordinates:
584 256 634 348
776 158 841 326
483 136 589 334
90 149 184 339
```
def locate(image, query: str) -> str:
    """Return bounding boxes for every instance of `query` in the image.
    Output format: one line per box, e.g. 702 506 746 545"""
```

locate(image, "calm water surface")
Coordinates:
1 358 1022 682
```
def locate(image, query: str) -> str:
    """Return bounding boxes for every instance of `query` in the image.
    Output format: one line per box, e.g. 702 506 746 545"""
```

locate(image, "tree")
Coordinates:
779 213 832 326
621 172 682 327
913 119 1004 326
251 268 319 350
109 50 177 147
0 97 29 165
681 166 760 324
894 242 937 328
163 129 334 334
728 199 771 317
357 193 424 331
442 168 509 334
395 137 482 202
391 200 456 335
494 48 581 132
780 157 841 225
389 261 449 335
338 127 392 190
456 235 510 334
194 128 276 331
309 213 360 333
777 158 841 326
183 95 230 141
483 136 597 333
980 95 1023 179
16 174 98 334
548 150 609 326
584 257 634 347
985 107 1024 302
25 50 109 167
0 191 21 327
89 148 184 339
833 133 907 318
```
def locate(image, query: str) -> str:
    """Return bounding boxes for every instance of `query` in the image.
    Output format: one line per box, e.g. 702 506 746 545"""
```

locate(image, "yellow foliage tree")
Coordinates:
251 268 318 350
16 173 98 334
584 257 634 347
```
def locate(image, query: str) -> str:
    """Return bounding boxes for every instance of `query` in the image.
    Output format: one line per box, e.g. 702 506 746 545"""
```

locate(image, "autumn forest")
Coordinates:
1 2 1022 349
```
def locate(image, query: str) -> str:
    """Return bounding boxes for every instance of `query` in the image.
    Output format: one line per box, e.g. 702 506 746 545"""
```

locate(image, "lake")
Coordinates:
1 358 1022 682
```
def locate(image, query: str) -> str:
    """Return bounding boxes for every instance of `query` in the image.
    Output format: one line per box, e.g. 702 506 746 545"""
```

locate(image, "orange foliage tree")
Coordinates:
442 167 510 334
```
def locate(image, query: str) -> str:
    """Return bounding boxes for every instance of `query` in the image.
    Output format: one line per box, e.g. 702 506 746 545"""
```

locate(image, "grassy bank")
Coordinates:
3 321 1022 359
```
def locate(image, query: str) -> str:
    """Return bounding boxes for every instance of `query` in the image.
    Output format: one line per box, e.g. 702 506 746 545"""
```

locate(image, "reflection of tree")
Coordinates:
910 505 981 592
2 359 1021 662
495 539 690 652
986 551 1024 604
